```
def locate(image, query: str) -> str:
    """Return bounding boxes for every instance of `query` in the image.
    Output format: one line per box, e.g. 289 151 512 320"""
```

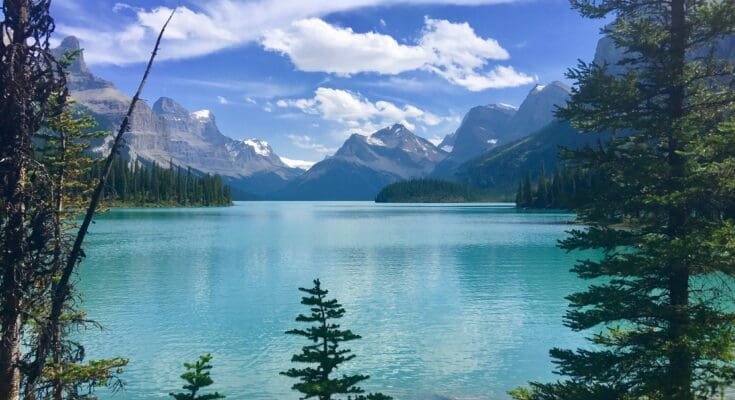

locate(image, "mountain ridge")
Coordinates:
273 124 447 200
52 36 301 198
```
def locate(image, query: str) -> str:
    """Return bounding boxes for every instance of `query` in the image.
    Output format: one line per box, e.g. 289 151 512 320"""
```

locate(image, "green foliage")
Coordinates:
375 178 485 203
93 159 232 207
169 354 225 400
520 1 735 399
38 97 107 216
43 357 129 397
515 166 602 209
28 99 131 399
282 279 392 400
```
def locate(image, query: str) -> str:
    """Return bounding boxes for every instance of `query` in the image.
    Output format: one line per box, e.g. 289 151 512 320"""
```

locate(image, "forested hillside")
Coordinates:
95 159 232 207
514 166 602 209
375 179 486 203
452 121 604 196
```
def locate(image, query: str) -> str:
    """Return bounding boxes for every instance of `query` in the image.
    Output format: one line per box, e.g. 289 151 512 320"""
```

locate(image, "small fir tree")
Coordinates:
169 354 225 400
282 279 392 400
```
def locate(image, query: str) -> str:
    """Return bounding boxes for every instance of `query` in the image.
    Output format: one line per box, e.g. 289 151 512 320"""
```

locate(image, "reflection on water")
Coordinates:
79 202 587 400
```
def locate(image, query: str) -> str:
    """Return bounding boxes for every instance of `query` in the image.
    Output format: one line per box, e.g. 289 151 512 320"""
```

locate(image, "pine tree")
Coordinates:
514 1 735 399
521 172 533 207
169 354 225 400
30 98 128 399
282 279 392 400
534 165 549 209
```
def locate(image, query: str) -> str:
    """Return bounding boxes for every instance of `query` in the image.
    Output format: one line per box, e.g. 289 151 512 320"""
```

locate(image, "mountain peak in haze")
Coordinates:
507 80 571 141
153 97 190 117
54 36 89 75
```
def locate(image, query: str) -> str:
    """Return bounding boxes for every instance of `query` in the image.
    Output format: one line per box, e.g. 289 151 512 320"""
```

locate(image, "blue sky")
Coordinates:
51 0 608 165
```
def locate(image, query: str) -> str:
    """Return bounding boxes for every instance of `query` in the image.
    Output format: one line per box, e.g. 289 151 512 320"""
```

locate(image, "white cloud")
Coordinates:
262 17 534 91
287 134 337 155
217 95 229 105
58 0 520 67
280 157 316 170
170 78 303 99
262 18 428 76
279 87 444 135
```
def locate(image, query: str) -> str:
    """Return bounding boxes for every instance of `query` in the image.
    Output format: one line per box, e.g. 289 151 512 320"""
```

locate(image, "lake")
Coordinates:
79 201 589 399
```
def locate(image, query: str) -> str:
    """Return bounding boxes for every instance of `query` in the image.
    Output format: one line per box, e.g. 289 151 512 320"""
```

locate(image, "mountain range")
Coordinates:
431 81 571 176
273 124 447 200
60 29 710 201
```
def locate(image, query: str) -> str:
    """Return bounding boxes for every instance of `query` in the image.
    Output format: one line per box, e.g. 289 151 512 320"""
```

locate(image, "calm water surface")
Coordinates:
79 201 589 400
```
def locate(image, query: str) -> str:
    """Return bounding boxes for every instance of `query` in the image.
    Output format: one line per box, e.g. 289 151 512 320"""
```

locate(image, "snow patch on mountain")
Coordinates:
367 136 386 147
191 109 212 121
242 139 272 156
280 157 316 170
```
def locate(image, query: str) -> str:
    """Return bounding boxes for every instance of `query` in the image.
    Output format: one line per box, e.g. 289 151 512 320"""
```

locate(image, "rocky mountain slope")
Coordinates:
451 122 604 196
273 124 447 200
52 36 301 198
445 31 735 198
432 81 571 176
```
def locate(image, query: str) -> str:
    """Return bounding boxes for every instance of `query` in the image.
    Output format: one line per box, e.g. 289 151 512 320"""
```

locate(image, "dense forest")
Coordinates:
514 165 602 209
95 159 232 207
375 179 486 203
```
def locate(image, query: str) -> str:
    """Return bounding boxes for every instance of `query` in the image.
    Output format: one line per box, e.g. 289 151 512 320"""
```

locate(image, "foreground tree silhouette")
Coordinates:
169 354 225 400
282 279 392 400
512 1 735 399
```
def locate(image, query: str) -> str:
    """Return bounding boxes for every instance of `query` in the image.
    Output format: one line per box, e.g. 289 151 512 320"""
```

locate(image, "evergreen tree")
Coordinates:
169 354 225 400
375 179 483 203
282 279 392 400
514 1 735 399
94 159 232 207
534 165 549 209
31 98 128 399
522 172 534 207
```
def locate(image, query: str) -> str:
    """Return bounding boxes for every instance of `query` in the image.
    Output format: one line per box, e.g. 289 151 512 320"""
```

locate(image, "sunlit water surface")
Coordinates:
79 201 589 399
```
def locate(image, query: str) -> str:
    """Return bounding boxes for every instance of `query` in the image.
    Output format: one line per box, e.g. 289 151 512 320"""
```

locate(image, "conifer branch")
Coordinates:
30 8 176 391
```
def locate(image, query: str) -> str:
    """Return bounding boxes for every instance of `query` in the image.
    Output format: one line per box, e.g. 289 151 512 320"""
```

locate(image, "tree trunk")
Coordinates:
666 0 692 398
0 1 32 398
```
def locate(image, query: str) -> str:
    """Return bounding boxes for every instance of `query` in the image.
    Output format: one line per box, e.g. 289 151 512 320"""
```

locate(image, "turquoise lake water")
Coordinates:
78 201 590 400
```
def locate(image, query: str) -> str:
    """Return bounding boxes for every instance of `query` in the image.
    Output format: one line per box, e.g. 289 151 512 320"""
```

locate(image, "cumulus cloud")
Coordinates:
217 96 229 105
262 18 427 76
58 0 519 67
287 134 337 155
279 87 445 135
262 17 534 91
